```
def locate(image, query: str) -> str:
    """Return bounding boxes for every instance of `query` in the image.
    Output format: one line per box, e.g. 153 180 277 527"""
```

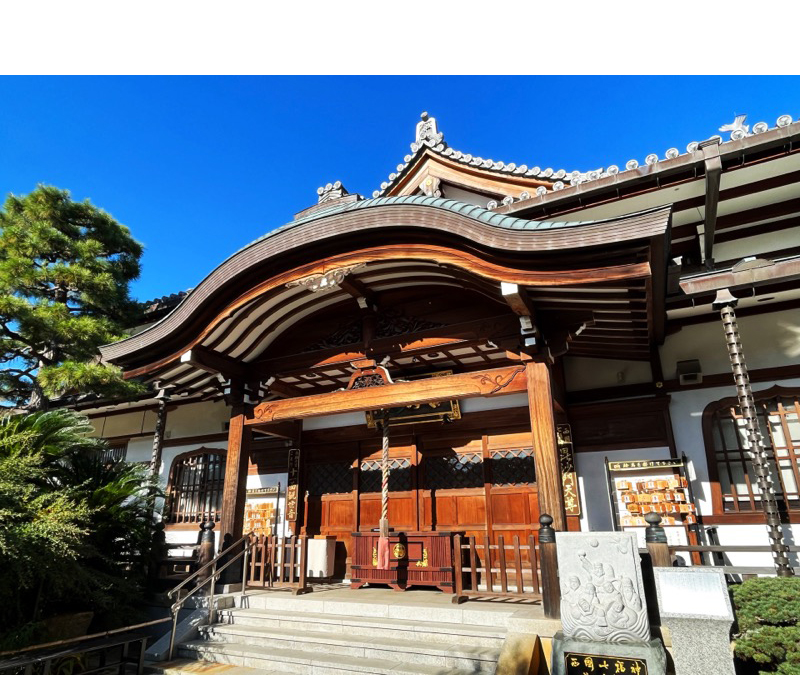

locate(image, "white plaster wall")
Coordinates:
660 307 800 380
87 400 229 441
715 226 800 263
163 400 229 438
701 523 799 570
564 357 653 392
88 409 157 438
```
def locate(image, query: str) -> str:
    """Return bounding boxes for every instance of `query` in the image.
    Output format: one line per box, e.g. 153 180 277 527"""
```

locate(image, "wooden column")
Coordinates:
220 401 252 545
526 361 567 532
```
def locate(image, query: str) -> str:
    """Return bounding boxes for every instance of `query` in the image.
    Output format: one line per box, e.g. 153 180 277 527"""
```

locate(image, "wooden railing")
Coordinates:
453 534 541 602
664 544 800 576
642 514 800 577
246 534 310 594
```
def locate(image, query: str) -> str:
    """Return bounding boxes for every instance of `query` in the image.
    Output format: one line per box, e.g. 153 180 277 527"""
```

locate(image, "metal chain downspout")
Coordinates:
150 393 167 476
714 289 794 576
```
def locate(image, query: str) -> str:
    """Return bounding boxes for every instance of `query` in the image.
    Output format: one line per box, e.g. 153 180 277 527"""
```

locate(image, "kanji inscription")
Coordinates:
564 653 647 675
558 424 581 516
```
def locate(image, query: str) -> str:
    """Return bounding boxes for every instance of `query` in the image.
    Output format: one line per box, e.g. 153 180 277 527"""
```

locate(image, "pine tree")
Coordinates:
0 185 145 409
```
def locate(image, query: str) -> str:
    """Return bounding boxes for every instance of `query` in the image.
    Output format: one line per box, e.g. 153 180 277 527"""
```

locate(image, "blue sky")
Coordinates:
1 75 798 302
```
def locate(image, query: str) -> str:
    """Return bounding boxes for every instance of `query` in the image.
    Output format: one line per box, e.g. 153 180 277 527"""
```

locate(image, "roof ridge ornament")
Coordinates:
719 114 750 141
317 181 349 204
412 111 445 152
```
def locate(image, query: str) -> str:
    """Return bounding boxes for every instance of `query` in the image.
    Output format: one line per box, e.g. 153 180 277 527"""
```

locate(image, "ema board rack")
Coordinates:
605 454 701 542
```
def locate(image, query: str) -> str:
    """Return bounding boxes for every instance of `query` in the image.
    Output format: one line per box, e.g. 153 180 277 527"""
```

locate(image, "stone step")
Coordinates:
178 640 488 675
237 592 518 627
216 607 506 647
146 659 279 675
199 623 499 672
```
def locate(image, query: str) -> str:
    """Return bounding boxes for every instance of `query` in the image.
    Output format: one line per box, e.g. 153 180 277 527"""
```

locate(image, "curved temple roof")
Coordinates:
101 195 670 374
373 112 800 213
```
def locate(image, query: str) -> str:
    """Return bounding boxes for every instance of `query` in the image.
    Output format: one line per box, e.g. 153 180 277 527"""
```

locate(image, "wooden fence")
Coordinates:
246 534 310 594
453 534 542 603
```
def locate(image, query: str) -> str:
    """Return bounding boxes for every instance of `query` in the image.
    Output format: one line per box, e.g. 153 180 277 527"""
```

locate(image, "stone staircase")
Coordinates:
155 588 531 675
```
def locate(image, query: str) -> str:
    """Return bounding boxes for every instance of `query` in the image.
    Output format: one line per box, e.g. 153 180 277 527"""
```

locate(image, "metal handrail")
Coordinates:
167 531 252 600
0 618 172 659
167 533 255 661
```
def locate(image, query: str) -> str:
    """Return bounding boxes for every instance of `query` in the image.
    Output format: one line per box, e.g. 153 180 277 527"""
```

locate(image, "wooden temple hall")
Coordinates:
97 111 800 585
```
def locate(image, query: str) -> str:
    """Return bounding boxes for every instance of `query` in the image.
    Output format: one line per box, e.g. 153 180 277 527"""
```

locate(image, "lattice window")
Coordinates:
101 442 128 464
308 461 353 495
491 448 536 486
167 450 226 524
360 458 412 492
706 390 800 513
424 452 484 490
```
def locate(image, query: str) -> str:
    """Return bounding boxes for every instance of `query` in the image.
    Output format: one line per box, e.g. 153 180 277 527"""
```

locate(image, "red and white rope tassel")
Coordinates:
377 409 390 570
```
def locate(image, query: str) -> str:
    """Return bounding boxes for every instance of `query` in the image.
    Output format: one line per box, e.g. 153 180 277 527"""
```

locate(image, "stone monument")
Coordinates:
551 532 667 675
653 567 735 675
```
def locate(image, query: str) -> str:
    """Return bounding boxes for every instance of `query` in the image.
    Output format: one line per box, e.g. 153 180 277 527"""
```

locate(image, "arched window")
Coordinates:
166 449 226 524
703 387 800 517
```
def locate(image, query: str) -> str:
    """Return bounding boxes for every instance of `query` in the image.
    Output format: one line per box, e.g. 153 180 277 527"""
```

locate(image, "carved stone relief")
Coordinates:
556 532 651 644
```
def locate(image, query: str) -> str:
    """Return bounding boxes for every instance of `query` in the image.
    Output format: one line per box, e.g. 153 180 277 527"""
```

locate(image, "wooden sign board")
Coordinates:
557 424 581 516
286 448 301 522
365 371 462 428
565 653 647 675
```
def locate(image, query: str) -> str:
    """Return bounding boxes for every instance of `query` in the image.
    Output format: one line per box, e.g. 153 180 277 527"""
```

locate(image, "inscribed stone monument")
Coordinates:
557 532 650 643
551 532 666 675
653 567 735 675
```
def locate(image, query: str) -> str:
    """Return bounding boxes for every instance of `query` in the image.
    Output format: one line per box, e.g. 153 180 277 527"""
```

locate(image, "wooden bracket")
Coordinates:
501 282 539 348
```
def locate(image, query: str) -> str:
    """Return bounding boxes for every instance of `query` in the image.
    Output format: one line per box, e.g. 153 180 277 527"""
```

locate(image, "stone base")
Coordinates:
664 617 734 675
551 632 667 675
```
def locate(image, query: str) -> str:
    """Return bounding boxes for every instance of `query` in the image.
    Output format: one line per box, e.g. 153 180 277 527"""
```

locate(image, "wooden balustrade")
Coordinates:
246 534 310 595
452 533 542 603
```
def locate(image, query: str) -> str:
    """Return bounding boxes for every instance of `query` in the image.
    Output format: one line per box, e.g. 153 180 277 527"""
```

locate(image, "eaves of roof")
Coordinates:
497 117 800 216
100 196 671 365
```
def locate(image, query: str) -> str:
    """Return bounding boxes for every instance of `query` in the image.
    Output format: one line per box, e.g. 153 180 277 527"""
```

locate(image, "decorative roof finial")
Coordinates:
719 114 749 140
413 111 444 151
316 181 349 204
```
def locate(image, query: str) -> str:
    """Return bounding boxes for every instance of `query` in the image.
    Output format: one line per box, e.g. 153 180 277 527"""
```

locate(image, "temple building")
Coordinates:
85 112 800 576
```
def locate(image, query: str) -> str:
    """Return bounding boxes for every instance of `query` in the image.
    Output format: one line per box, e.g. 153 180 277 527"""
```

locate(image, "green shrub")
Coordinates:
733 577 800 675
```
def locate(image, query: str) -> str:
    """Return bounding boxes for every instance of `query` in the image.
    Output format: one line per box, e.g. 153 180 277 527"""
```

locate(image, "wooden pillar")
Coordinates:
220 401 252 545
538 514 560 619
526 361 567 532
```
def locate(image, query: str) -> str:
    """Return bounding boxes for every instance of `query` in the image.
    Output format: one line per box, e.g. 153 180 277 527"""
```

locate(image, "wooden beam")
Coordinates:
501 282 535 317
181 346 246 379
679 257 800 295
247 364 527 425
252 420 300 441
264 378 305 399
700 141 722 266
526 361 566 531
339 276 376 310
501 282 538 348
